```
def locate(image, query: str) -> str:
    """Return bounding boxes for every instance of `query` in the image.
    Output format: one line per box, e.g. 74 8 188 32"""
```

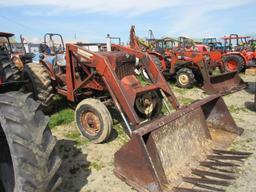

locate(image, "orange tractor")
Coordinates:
221 34 256 72
130 26 246 95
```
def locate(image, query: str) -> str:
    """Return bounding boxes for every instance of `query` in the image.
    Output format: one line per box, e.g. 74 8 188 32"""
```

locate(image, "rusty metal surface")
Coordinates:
114 95 251 192
202 71 247 95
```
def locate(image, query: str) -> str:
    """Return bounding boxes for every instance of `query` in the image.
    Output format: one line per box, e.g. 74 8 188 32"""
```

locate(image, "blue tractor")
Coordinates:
202 37 224 51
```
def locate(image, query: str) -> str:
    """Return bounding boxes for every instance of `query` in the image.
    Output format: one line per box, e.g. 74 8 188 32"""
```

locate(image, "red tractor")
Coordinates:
22 39 181 143
0 32 61 192
221 34 256 72
129 26 246 95
21 34 251 192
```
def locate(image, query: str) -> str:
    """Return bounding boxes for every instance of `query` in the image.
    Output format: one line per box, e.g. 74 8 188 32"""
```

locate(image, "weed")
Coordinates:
49 108 74 129
114 124 129 145
64 130 90 146
90 161 104 171
179 97 195 105
229 105 247 114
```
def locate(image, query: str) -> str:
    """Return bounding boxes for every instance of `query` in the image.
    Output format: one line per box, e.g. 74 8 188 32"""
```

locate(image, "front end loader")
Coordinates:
129 26 247 95
112 44 251 192
23 39 251 192
170 51 247 95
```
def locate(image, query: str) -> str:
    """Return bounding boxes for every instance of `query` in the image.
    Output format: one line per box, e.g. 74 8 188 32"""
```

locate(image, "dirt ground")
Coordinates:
52 73 256 192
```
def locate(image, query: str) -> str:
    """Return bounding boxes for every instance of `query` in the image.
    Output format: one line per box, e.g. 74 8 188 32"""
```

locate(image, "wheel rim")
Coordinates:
135 92 157 116
80 111 101 136
178 74 189 86
226 60 238 71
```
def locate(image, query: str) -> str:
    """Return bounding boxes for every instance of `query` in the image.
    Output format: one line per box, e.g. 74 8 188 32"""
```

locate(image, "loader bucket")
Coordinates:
114 95 250 192
201 70 247 95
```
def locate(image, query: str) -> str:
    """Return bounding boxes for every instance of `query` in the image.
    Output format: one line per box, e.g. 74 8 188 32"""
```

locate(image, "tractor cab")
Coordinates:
39 33 66 74
0 32 35 70
222 34 251 52
43 33 65 55
202 37 224 51
153 37 177 54
0 32 16 56
178 36 210 52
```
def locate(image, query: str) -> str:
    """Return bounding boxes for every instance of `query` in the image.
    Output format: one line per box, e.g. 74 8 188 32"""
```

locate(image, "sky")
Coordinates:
0 0 256 43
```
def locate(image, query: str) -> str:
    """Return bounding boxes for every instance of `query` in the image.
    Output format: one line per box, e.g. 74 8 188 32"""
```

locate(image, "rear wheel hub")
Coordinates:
178 74 189 86
81 112 101 136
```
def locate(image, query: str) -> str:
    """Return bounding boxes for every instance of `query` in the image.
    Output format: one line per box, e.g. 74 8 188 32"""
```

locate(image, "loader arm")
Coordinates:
112 44 180 110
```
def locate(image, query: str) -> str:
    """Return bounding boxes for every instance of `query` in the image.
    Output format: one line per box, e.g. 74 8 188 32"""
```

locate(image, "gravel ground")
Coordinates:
52 73 256 192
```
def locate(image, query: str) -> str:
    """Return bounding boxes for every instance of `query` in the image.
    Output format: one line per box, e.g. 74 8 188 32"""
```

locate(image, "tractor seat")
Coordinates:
22 53 35 60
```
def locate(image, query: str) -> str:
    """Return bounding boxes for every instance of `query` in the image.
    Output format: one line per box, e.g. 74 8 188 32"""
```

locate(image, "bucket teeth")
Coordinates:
183 177 230 186
213 150 252 156
200 161 239 167
192 183 225 192
199 165 236 174
173 187 215 192
207 155 248 161
191 169 236 180
176 150 252 192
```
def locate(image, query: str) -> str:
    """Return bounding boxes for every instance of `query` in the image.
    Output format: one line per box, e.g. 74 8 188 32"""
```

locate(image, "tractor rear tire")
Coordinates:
0 48 20 82
223 54 245 72
176 68 195 88
22 63 54 108
0 91 62 192
75 98 113 144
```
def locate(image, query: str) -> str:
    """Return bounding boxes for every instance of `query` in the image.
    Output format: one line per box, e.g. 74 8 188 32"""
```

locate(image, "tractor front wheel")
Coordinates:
75 98 113 144
134 91 163 119
176 68 195 88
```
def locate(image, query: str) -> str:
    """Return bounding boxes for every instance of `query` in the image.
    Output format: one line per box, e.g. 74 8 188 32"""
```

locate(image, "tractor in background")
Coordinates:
202 37 224 51
221 34 256 72
0 32 35 71
129 26 246 94
0 32 61 192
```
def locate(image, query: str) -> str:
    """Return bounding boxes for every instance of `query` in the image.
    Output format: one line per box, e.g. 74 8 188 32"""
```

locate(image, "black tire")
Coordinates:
75 98 113 144
134 91 163 119
176 67 195 88
223 54 245 72
22 63 54 107
0 48 20 82
0 91 62 192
